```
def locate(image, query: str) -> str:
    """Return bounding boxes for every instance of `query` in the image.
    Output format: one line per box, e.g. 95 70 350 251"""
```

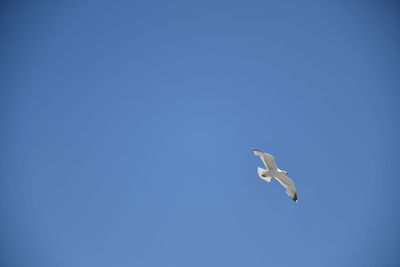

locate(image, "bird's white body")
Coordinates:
261 170 285 178
252 148 298 202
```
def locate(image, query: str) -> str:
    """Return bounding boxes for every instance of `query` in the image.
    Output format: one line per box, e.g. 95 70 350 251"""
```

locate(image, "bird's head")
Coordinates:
284 171 289 175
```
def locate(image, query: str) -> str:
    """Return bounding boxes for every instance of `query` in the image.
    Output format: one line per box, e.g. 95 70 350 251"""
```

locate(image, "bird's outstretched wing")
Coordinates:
275 175 298 202
252 148 278 171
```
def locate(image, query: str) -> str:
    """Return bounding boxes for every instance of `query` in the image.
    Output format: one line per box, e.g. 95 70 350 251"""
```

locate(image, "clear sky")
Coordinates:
1 1 399 266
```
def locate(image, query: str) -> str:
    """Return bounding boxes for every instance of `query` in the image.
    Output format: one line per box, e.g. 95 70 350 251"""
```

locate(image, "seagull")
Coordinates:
252 148 298 202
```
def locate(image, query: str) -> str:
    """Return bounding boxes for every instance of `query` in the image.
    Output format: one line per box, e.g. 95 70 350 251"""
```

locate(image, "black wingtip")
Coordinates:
292 193 298 202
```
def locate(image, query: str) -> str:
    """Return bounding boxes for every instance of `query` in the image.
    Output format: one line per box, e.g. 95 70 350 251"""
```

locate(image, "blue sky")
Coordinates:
1 1 399 266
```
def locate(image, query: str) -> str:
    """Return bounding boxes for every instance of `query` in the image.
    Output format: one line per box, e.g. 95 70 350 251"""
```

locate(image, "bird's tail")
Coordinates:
257 167 271 182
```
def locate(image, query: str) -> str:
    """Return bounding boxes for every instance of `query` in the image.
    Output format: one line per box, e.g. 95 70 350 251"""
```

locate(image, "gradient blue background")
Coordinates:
1 1 399 266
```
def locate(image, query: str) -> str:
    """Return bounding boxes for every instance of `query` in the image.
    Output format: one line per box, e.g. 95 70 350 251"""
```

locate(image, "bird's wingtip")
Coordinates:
251 148 259 153
292 193 298 202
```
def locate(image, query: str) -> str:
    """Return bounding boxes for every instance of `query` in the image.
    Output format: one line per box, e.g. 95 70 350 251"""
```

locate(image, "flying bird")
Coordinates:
252 148 298 202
